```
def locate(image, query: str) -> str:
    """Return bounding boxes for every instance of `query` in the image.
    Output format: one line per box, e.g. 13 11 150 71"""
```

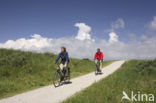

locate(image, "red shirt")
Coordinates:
94 52 103 60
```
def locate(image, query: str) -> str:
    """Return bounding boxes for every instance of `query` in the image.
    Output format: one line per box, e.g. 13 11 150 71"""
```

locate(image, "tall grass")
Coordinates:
0 49 112 99
63 60 156 103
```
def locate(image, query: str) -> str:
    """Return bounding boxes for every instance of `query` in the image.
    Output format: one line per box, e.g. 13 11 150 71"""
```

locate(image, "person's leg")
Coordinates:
100 60 102 72
95 59 98 65
95 59 98 70
59 63 64 75
64 63 69 76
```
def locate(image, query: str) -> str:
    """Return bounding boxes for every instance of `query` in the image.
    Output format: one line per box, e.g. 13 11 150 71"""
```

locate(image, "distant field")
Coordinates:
0 49 113 99
63 60 156 103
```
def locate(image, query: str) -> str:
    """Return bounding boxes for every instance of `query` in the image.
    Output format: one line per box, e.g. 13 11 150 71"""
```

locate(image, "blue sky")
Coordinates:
0 0 156 59
0 0 156 42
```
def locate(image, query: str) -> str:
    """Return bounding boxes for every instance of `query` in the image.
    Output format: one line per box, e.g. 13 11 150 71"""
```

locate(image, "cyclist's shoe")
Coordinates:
99 70 103 74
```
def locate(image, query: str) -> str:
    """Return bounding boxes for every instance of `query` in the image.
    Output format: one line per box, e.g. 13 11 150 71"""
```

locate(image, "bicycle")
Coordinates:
94 60 102 75
53 62 70 87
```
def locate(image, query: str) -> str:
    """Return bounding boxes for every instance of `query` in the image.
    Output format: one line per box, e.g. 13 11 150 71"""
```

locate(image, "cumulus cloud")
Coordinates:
109 32 119 43
74 23 92 40
105 18 124 44
111 18 125 29
0 22 156 60
0 34 51 51
149 16 156 30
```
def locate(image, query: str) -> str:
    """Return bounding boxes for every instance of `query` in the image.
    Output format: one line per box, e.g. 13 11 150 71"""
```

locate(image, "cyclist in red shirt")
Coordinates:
94 48 104 72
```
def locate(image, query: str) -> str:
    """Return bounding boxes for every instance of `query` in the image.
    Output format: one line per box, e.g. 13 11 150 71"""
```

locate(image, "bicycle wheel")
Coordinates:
53 69 61 87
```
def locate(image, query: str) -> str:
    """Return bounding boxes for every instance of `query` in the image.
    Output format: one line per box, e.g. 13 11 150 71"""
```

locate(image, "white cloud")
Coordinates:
149 16 156 30
104 18 125 33
75 23 92 40
0 34 51 51
111 18 125 29
105 19 123 44
0 22 156 60
109 32 119 43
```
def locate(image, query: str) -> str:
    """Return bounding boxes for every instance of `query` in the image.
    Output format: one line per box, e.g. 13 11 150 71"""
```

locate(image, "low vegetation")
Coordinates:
63 60 156 103
0 49 112 99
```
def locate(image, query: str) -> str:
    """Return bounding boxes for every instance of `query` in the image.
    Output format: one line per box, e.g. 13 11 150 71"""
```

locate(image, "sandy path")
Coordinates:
0 60 125 103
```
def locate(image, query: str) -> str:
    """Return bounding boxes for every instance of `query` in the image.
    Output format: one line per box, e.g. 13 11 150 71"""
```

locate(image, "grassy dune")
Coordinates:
0 49 112 99
63 60 156 103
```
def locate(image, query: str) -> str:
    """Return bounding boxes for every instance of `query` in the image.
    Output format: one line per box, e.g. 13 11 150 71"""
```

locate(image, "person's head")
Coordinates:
97 48 100 52
61 46 66 53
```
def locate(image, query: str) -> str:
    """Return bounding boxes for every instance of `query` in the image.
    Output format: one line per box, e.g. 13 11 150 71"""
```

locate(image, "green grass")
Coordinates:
63 60 156 103
0 49 113 99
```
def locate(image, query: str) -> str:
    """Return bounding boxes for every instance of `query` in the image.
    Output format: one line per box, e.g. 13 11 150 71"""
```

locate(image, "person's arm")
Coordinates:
55 53 61 63
101 52 103 59
101 52 104 62
65 52 69 63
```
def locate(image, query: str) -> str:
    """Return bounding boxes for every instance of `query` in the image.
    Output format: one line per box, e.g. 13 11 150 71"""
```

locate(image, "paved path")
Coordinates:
0 60 125 103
